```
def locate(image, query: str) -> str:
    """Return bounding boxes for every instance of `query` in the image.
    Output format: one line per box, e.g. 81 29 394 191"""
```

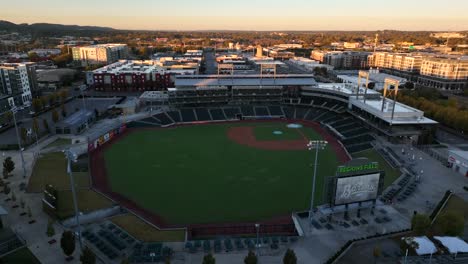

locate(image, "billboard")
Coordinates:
334 173 380 205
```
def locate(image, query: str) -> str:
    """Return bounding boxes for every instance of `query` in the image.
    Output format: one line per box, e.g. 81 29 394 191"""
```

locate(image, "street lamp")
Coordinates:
64 149 82 250
10 106 27 178
307 140 328 227
79 85 88 130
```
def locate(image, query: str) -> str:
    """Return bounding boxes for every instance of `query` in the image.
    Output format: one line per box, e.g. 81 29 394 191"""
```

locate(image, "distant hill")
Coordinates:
0 20 115 34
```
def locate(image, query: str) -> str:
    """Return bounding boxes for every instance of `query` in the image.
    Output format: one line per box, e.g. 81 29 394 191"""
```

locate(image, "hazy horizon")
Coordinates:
2 0 468 31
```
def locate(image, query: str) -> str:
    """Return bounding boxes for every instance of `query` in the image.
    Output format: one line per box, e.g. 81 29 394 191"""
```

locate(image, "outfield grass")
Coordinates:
352 149 401 188
27 152 89 192
253 125 303 140
111 214 186 242
56 189 113 219
0 247 40 264
43 138 72 149
104 122 340 225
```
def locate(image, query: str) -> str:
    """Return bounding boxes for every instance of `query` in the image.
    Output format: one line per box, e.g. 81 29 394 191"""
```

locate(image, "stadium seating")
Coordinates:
240 106 255 116
167 111 182 123
195 108 211 121
180 109 196 122
295 107 309 119
209 108 226 120
268 105 284 116
153 112 173 125
282 107 295 119
223 107 241 119
254 106 269 116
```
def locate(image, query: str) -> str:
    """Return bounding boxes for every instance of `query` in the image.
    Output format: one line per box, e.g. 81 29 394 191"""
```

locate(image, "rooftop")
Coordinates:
90 60 165 74
174 74 316 87
57 110 93 128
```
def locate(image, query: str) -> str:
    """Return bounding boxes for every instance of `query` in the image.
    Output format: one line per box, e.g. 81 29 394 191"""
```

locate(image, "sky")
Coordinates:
2 0 468 31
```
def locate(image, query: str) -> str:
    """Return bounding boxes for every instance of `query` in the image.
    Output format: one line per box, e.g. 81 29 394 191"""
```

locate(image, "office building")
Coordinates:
72 44 128 66
0 62 37 108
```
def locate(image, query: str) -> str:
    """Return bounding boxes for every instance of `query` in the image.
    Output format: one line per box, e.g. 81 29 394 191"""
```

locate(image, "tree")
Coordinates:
47 219 55 237
59 90 69 104
32 98 43 113
11 191 16 202
61 104 67 117
28 52 39 61
5 111 13 124
120 257 130 264
244 251 257 264
27 206 32 218
373 245 381 263
32 118 39 135
3 157 15 177
94 109 99 119
79 246 95 264
43 119 50 132
20 198 25 209
52 109 59 123
60 230 76 257
438 211 465 236
0 178 4 187
48 93 57 106
411 214 431 235
3 185 10 195
202 253 215 264
20 127 28 143
283 249 297 264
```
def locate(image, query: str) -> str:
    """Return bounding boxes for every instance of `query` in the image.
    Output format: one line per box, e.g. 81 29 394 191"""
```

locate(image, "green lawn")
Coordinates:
111 214 186 242
352 149 401 188
56 189 113 219
431 195 468 235
253 125 303 140
43 138 72 149
104 122 340 225
0 247 40 264
27 152 89 192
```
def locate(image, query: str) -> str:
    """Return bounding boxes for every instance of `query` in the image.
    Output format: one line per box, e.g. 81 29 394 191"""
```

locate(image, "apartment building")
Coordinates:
418 56 468 90
311 51 369 69
368 52 422 72
86 60 172 92
0 62 37 109
72 44 128 66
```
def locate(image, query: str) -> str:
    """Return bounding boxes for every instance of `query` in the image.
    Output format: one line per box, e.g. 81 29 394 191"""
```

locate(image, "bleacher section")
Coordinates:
195 108 211 121
167 111 181 123
135 105 375 154
209 109 226 120
254 106 269 116
223 107 241 119
180 109 196 122
153 112 173 126
240 106 255 116
268 106 284 116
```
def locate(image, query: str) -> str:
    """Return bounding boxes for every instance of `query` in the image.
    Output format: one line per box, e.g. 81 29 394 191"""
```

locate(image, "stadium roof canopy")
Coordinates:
175 74 317 87
434 236 468 254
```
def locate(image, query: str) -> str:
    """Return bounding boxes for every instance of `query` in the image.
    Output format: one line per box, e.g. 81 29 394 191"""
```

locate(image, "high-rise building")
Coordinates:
72 44 128 66
0 62 37 109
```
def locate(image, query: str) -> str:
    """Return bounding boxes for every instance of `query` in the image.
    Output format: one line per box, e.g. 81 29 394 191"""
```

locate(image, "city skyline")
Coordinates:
2 0 468 31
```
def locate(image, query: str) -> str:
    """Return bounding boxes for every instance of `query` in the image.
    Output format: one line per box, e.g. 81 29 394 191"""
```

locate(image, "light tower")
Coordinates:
307 140 328 226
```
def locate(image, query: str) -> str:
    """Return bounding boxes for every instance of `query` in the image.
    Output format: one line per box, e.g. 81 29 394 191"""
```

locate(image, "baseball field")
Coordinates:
103 121 346 225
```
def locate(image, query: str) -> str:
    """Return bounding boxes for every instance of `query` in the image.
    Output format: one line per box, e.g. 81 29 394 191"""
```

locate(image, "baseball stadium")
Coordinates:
87 74 437 240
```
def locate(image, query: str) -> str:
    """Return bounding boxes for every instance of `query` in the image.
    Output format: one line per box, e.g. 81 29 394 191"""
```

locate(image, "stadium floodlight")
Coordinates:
306 140 328 229
64 149 82 250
